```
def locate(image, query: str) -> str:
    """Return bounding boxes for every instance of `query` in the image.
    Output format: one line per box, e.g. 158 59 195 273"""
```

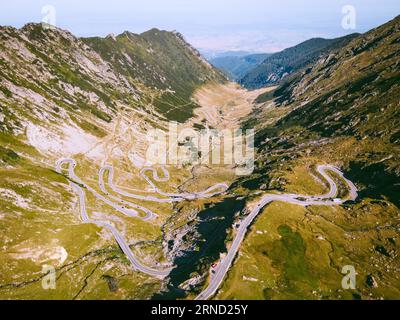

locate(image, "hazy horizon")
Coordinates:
1 0 399 54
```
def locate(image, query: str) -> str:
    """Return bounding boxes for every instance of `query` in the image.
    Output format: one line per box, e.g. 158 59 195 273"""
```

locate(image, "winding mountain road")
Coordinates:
70 182 172 278
195 165 358 300
140 166 229 200
100 165 228 203
55 158 228 277
56 159 357 285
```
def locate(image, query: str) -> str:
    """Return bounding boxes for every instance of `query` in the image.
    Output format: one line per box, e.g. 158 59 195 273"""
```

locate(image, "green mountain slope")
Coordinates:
258 16 399 146
261 15 400 202
239 34 359 89
83 29 225 122
248 15 400 204
0 23 225 299
223 15 400 300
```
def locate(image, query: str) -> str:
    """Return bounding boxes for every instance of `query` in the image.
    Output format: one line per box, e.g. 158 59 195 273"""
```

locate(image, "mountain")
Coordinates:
249 15 400 206
257 17 399 145
0 23 226 299
0 24 224 139
239 33 360 89
220 15 400 299
83 29 224 122
152 16 400 301
1 15 399 301
210 53 271 80
200 50 252 60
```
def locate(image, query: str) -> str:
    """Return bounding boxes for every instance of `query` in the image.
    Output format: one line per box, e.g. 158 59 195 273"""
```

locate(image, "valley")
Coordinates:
0 14 399 301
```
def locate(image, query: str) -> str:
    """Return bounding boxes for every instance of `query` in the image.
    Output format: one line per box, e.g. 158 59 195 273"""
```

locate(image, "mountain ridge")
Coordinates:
215 14 400 300
210 53 271 80
83 27 225 122
1 15 400 301
245 14 400 205
239 33 360 89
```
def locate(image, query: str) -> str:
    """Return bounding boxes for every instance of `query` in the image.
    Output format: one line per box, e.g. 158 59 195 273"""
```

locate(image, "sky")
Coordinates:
0 0 399 54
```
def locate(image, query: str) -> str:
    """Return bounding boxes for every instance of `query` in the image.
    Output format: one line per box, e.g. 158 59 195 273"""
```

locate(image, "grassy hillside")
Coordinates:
217 16 400 300
83 29 225 122
0 23 225 300
255 15 400 204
